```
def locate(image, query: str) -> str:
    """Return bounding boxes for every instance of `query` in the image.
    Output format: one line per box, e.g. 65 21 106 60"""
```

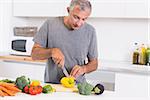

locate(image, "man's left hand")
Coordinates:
70 65 85 78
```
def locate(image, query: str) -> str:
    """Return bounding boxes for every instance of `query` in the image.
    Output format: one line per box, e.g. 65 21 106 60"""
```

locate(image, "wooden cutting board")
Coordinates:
45 83 78 92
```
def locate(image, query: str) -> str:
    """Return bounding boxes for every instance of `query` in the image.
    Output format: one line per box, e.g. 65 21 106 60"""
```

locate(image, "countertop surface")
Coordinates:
0 77 116 100
0 53 149 76
0 91 116 100
99 60 150 75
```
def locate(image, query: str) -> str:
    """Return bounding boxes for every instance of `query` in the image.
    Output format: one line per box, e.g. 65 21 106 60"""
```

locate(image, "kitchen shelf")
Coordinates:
100 60 150 76
0 54 46 64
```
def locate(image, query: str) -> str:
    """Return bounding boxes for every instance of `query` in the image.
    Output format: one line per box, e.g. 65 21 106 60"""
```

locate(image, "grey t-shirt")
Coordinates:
33 17 98 83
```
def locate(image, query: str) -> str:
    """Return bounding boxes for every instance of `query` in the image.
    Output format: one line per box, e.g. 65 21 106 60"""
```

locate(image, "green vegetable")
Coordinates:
93 84 104 95
77 82 94 95
0 79 15 83
42 85 53 93
15 76 30 91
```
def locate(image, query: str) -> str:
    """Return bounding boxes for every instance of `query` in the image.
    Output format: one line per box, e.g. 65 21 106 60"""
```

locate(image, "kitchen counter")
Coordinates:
100 60 150 75
0 54 149 76
0 91 116 100
0 76 115 100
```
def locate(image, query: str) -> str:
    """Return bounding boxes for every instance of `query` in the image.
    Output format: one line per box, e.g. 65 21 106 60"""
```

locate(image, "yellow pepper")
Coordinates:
30 80 40 86
60 77 75 88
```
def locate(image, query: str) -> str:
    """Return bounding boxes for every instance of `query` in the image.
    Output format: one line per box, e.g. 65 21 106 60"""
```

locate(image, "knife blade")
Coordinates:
62 66 69 77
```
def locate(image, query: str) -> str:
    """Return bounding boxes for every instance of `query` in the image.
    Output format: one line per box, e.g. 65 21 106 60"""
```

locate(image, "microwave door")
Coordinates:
12 40 26 52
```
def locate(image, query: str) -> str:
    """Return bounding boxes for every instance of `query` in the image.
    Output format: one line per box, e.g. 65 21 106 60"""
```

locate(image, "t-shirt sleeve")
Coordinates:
87 28 98 60
33 20 49 48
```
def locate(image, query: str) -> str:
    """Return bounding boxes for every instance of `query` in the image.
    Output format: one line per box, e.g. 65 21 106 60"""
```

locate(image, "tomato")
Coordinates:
29 86 38 95
36 86 43 94
28 85 43 95
24 85 30 94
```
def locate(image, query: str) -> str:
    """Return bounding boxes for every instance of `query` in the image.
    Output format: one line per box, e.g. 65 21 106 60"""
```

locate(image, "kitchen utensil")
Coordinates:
62 66 69 77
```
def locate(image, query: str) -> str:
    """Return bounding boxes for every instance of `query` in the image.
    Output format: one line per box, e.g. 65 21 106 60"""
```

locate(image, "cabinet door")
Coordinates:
0 60 45 81
13 0 66 17
90 0 125 17
90 0 148 18
115 73 149 97
124 0 148 18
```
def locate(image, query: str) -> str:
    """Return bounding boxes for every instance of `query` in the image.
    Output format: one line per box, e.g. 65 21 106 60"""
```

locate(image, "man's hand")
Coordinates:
70 65 85 78
51 48 65 67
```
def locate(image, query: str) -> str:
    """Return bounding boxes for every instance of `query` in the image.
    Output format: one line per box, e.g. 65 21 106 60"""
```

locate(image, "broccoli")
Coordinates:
0 79 15 83
15 76 30 91
77 82 94 95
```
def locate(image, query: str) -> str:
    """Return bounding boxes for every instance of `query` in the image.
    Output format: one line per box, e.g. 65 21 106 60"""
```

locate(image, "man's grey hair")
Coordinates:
69 0 92 12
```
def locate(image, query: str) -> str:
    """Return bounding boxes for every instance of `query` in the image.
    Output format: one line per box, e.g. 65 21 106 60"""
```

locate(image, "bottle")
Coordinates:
139 44 147 65
132 43 139 64
132 48 139 64
146 46 150 66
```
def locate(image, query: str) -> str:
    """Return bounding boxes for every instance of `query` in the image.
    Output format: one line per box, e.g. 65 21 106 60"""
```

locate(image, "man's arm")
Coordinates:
70 58 98 78
83 58 98 73
31 43 52 60
31 43 65 66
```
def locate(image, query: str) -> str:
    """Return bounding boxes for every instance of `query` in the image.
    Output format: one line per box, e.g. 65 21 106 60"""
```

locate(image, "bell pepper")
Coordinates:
60 77 75 88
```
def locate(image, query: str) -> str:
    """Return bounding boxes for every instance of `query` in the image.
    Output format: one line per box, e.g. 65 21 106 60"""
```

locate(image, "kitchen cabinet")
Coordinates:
91 0 148 18
13 0 68 17
124 0 148 18
0 60 45 81
13 0 148 18
90 0 125 17
115 73 149 97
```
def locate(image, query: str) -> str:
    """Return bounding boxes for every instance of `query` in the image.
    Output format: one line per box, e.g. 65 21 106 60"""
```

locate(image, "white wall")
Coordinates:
0 0 13 53
0 0 149 62
12 17 149 62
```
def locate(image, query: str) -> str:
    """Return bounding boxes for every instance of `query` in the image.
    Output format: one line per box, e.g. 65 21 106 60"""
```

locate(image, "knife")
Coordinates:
62 66 69 77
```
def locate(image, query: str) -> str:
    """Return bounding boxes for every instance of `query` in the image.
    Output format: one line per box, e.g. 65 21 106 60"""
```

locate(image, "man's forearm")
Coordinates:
82 59 98 74
31 47 52 60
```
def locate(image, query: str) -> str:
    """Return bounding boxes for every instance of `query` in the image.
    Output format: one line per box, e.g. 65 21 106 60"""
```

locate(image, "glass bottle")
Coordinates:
146 46 150 66
132 43 139 64
139 44 147 65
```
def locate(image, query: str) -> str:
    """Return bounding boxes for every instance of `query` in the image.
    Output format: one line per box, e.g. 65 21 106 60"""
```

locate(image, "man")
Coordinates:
31 0 98 83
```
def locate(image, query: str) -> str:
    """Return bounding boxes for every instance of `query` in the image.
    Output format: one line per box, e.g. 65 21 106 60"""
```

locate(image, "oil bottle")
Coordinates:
139 44 147 65
146 46 150 66
132 43 139 64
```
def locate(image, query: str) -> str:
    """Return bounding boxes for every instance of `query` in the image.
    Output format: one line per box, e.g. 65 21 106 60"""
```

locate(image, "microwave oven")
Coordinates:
10 36 34 56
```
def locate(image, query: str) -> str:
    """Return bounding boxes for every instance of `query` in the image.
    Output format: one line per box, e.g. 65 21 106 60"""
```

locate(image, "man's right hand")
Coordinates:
31 43 65 67
51 48 65 68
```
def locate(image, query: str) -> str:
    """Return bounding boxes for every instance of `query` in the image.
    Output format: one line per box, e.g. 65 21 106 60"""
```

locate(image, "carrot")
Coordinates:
0 86 15 96
0 89 5 97
0 82 15 87
0 85 21 92
2 91 9 96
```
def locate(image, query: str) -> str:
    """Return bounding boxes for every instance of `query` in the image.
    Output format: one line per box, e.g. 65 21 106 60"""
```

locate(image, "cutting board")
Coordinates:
45 83 78 92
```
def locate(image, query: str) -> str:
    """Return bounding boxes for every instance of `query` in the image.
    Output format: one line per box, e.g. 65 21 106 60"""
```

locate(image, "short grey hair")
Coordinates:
69 0 92 12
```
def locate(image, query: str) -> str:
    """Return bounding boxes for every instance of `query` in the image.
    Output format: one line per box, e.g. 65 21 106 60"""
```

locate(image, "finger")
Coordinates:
70 67 75 76
70 66 80 77
74 70 80 78
55 58 61 65
57 64 61 68
52 58 57 63
52 57 59 64
59 59 65 68
70 65 79 76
